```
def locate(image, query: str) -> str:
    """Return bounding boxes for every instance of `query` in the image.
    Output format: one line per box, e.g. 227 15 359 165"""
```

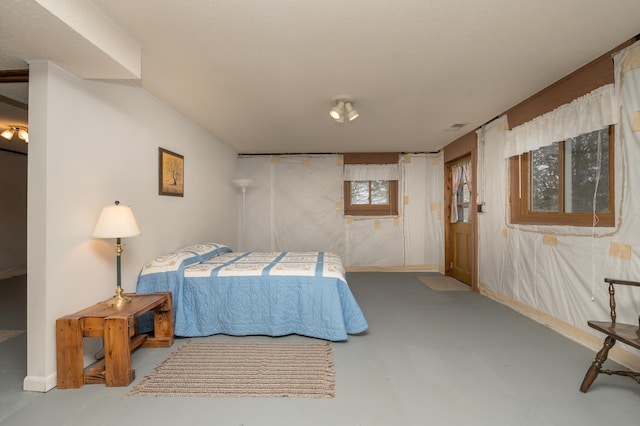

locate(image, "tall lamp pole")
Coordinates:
232 179 254 251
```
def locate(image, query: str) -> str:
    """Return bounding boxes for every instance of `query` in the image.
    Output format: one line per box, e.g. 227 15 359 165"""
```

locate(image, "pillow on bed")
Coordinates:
179 243 232 261
140 250 202 275
139 243 232 277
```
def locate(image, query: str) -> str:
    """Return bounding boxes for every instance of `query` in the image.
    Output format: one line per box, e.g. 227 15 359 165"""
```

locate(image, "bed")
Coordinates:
135 243 368 341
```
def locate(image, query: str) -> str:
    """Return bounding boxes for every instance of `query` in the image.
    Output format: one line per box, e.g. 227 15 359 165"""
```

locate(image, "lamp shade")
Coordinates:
329 101 344 120
92 202 142 238
232 178 255 188
345 102 359 121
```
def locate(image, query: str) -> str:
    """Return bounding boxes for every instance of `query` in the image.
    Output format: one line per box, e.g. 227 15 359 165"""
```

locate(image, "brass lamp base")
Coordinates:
106 286 132 308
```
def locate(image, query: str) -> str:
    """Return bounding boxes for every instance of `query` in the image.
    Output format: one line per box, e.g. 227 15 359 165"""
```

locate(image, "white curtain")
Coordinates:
343 164 399 180
450 164 463 223
463 160 472 201
504 84 618 158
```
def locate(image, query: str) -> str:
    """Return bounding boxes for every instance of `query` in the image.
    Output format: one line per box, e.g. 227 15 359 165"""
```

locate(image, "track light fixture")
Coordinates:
330 101 345 121
345 102 359 121
1 126 29 143
329 96 359 123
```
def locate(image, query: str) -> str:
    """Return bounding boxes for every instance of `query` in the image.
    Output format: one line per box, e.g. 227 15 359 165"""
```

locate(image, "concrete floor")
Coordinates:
1 272 639 425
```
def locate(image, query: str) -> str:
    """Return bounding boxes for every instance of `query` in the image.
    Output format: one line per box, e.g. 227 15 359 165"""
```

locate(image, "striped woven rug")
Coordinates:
128 341 335 398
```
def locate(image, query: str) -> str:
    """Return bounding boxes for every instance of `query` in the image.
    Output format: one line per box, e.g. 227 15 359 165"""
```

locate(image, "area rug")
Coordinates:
0 329 25 343
417 275 471 291
128 341 335 398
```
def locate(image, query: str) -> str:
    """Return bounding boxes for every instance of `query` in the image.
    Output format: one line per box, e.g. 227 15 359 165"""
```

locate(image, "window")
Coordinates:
509 126 614 226
344 180 398 216
343 152 399 216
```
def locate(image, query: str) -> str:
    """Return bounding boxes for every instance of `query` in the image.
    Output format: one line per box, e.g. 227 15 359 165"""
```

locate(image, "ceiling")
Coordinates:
0 1 638 155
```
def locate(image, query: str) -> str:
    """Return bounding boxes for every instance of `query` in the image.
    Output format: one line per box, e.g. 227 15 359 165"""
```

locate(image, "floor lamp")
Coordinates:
232 179 254 251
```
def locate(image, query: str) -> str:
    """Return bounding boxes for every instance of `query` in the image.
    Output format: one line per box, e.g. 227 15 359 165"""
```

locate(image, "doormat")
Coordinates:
0 329 25 343
128 340 335 398
417 276 471 291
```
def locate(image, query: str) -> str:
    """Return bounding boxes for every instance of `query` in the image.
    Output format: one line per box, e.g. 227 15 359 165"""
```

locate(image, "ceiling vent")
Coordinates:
445 123 469 132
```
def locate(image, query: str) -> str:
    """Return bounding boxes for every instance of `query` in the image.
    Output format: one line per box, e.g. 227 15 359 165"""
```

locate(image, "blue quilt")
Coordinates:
136 244 368 341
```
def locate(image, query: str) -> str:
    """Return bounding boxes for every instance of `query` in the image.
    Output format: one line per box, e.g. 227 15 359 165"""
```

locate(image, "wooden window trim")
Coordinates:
343 152 400 217
344 180 398 216
509 126 614 227
343 152 399 165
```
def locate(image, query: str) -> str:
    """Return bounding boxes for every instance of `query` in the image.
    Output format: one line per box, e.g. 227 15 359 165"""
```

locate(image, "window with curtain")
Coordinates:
343 153 399 216
509 126 614 226
506 85 617 227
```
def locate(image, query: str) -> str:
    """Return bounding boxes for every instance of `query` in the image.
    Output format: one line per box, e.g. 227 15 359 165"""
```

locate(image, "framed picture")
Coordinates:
159 147 184 196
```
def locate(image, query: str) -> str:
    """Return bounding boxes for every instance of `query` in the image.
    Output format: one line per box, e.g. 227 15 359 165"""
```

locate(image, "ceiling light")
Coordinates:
329 101 344 120
1 128 15 140
17 128 29 142
345 102 359 121
1 126 28 143
330 96 358 124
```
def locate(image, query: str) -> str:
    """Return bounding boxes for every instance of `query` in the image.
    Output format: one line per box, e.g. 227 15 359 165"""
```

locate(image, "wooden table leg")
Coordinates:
104 315 135 387
143 293 174 348
56 317 84 389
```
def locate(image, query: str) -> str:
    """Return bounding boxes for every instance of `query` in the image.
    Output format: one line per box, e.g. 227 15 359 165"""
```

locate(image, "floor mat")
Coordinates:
417 276 471 291
128 340 335 398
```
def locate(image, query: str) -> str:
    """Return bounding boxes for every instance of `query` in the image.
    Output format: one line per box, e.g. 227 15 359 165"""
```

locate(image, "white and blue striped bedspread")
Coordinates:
136 246 368 341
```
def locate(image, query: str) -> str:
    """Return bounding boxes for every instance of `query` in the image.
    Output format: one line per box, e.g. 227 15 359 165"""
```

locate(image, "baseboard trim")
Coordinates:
346 264 444 273
23 373 57 393
480 286 640 372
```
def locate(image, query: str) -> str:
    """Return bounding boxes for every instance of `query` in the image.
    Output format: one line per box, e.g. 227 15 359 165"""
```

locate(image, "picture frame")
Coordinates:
159 147 184 197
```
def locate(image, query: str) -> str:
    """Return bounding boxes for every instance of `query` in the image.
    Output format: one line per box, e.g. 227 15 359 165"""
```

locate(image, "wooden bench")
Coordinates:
579 278 640 392
56 292 174 388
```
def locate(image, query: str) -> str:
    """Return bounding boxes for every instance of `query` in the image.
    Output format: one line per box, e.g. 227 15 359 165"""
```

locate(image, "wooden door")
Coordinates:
450 159 472 285
451 221 472 284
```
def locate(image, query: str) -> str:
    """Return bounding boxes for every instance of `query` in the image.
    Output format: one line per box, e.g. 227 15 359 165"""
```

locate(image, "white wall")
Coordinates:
25 61 238 391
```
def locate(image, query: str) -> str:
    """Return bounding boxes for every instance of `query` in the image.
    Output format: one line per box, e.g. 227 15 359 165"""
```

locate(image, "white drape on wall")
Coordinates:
272 156 346 256
504 84 618 158
403 154 444 269
236 155 345 256
237 153 444 270
479 41 640 354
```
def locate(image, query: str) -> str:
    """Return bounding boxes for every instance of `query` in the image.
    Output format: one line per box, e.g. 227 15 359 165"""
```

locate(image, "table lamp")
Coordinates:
92 201 142 307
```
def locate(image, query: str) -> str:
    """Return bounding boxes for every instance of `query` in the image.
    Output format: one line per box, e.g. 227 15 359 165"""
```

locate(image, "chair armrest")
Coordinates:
604 278 640 287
